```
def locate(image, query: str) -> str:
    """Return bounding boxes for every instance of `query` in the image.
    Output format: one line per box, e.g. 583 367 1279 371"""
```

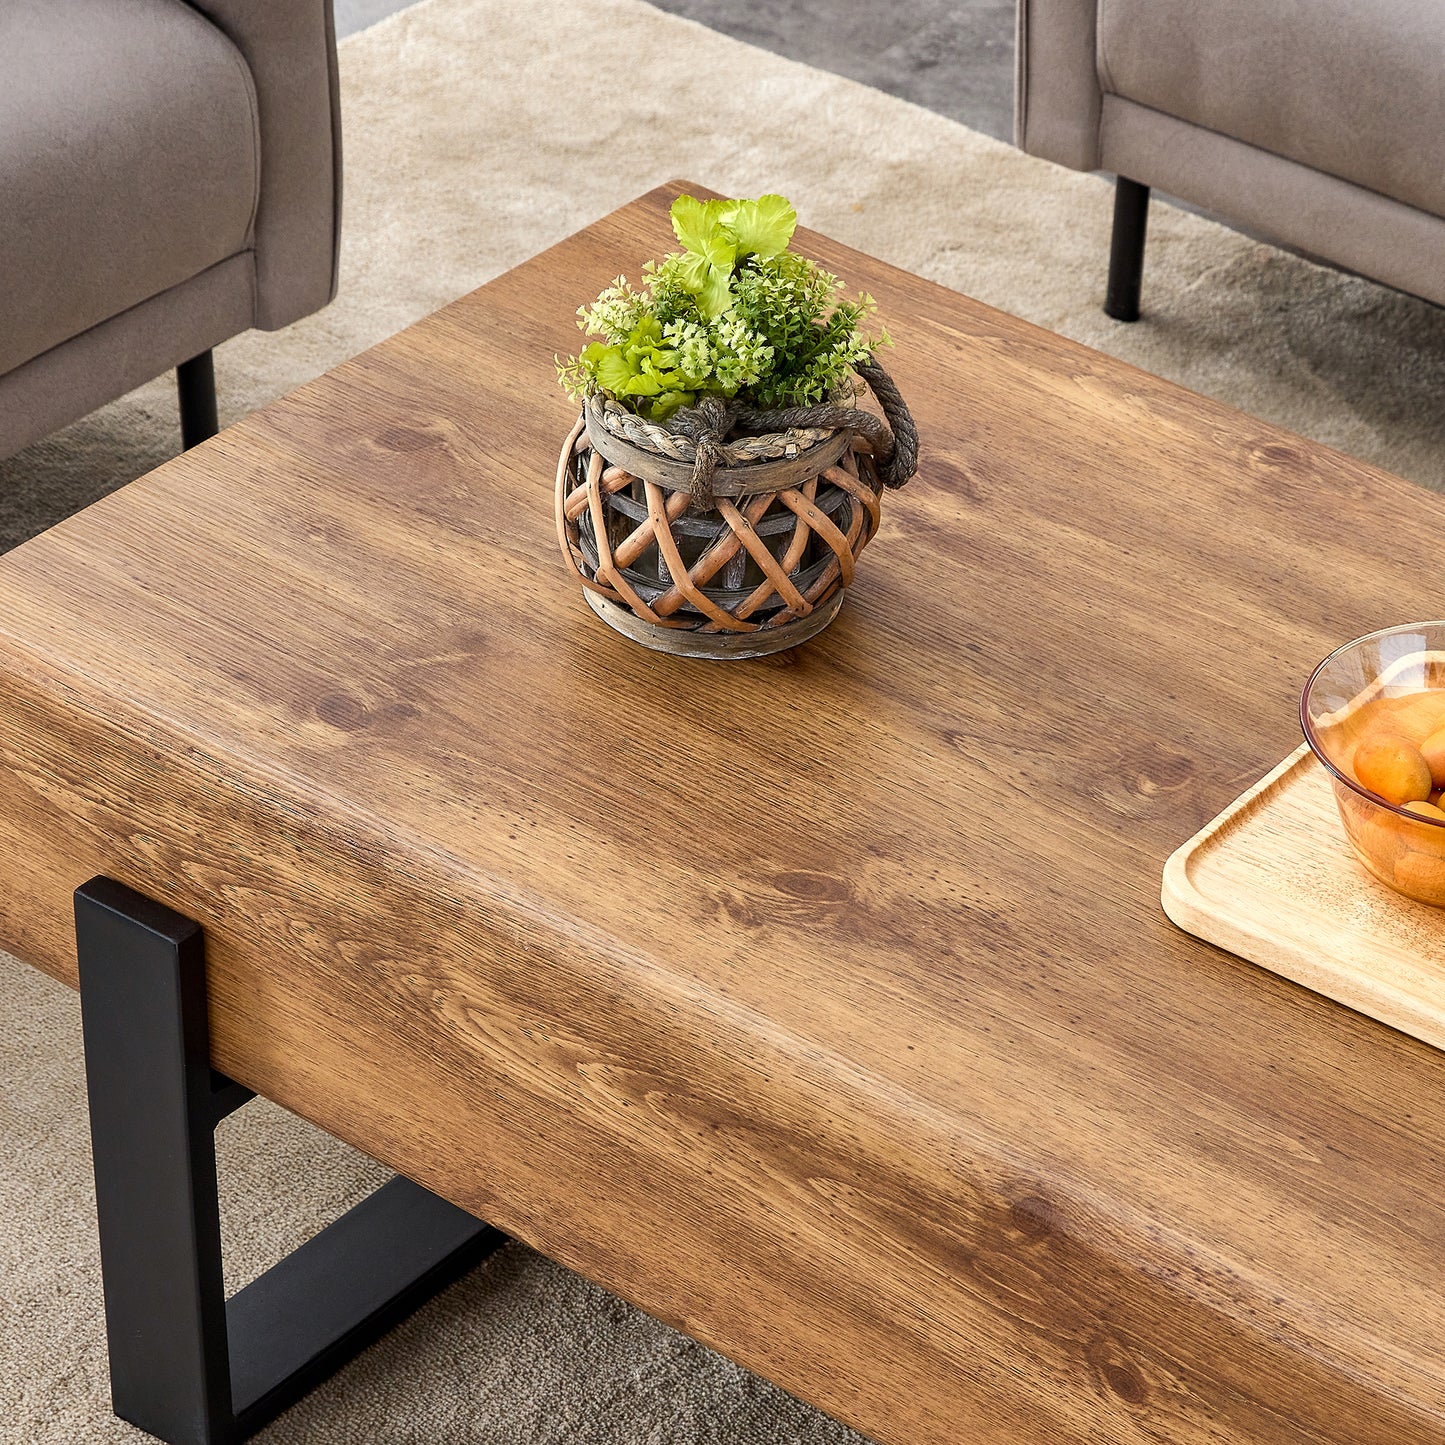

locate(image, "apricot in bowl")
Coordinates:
1302 625 1445 907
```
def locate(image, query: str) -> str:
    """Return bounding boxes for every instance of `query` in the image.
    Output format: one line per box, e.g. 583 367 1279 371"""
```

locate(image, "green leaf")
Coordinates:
696 264 735 319
587 344 635 396
648 391 694 420
670 195 737 268
669 252 736 319
671 251 713 295
670 195 712 250
723 194 797 259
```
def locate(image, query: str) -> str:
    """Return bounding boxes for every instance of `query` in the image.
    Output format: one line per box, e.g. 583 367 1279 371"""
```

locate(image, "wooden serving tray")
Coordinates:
1163 742 1445 1052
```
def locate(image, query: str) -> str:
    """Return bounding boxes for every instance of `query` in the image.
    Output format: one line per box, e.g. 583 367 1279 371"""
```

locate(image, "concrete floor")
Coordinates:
335 0 414 38
335 0 1018 142
645 0 1015 140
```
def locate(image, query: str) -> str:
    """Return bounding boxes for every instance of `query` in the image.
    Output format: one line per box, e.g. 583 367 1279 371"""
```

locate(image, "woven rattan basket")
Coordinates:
553 359 918 659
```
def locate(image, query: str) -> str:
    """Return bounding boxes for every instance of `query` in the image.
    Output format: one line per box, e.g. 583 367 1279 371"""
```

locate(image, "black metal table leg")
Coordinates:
1105 177 1150 322
75 877 507 1445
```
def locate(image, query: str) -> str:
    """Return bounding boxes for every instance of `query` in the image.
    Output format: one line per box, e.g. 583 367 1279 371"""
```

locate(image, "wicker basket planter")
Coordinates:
554 360 918 659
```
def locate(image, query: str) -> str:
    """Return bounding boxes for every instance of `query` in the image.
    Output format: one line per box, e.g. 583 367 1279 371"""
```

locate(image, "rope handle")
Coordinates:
664 355 920 507
856 357 920 489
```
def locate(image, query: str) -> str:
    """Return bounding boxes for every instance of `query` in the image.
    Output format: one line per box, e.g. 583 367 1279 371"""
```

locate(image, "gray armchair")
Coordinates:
1015 0 1445 321
0 0 340 459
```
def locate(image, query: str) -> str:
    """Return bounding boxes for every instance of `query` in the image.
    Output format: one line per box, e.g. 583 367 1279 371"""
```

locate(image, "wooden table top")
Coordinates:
1 184 1443 1444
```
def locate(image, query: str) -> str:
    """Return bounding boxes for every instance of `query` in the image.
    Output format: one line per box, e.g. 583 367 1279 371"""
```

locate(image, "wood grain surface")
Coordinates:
1166 742 1445 1053
1 184 1444 1444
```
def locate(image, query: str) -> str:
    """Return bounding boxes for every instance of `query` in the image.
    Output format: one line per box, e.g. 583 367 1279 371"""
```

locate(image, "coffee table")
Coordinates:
1 183 1443 1445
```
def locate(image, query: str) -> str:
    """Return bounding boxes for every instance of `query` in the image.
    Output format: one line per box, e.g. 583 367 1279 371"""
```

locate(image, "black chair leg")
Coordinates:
177 350 219 450
1105 178 1150 322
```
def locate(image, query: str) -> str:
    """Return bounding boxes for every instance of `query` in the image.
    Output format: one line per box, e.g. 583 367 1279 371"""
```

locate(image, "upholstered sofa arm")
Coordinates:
1015 0 1102 172
185 0 341 330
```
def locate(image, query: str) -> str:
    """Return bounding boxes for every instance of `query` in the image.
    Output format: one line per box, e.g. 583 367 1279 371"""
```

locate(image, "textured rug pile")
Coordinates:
2 0 1441 1439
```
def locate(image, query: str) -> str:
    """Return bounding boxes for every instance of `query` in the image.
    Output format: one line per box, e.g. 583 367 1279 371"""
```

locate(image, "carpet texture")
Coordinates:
1 0 1442 1440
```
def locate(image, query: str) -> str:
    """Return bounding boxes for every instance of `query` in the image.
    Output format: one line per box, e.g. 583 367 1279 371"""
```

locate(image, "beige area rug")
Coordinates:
1 0 1443 1440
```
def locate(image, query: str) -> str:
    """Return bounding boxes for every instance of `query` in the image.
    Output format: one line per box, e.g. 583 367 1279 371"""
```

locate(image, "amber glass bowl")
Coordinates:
1301 623 1445 906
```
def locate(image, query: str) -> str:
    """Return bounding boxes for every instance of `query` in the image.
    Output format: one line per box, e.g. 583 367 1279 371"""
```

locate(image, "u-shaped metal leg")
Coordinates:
75 876 506 1445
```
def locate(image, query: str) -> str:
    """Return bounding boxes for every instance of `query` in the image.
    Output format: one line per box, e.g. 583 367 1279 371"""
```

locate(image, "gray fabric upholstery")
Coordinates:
0 0 259 377
1015 0 1445 310
0 0 338 461
1102 97 1445 314
1015 0 1101 172
1098 0 1445 222
0 259 255 461
187 0 342 327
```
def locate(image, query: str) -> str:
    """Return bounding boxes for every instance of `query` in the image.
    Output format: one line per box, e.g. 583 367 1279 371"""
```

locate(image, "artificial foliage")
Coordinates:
557 193 888 422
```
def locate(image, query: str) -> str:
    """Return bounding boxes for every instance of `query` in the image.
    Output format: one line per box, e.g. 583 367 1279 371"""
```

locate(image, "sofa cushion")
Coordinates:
1097 0 1445 221
0 0 259 376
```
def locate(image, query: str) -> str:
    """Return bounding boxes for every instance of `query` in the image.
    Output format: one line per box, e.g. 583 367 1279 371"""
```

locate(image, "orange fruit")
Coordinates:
1420 727 1445 788
1386 691 1445 745
1400 803 1445 862
1353 736 1433 805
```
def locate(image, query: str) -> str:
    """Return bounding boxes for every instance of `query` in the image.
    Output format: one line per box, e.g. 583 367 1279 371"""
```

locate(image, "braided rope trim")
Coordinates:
586 354 916 510
593 396 833 464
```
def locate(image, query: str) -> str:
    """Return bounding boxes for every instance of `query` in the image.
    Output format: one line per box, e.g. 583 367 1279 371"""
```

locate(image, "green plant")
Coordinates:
557 193 888 422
